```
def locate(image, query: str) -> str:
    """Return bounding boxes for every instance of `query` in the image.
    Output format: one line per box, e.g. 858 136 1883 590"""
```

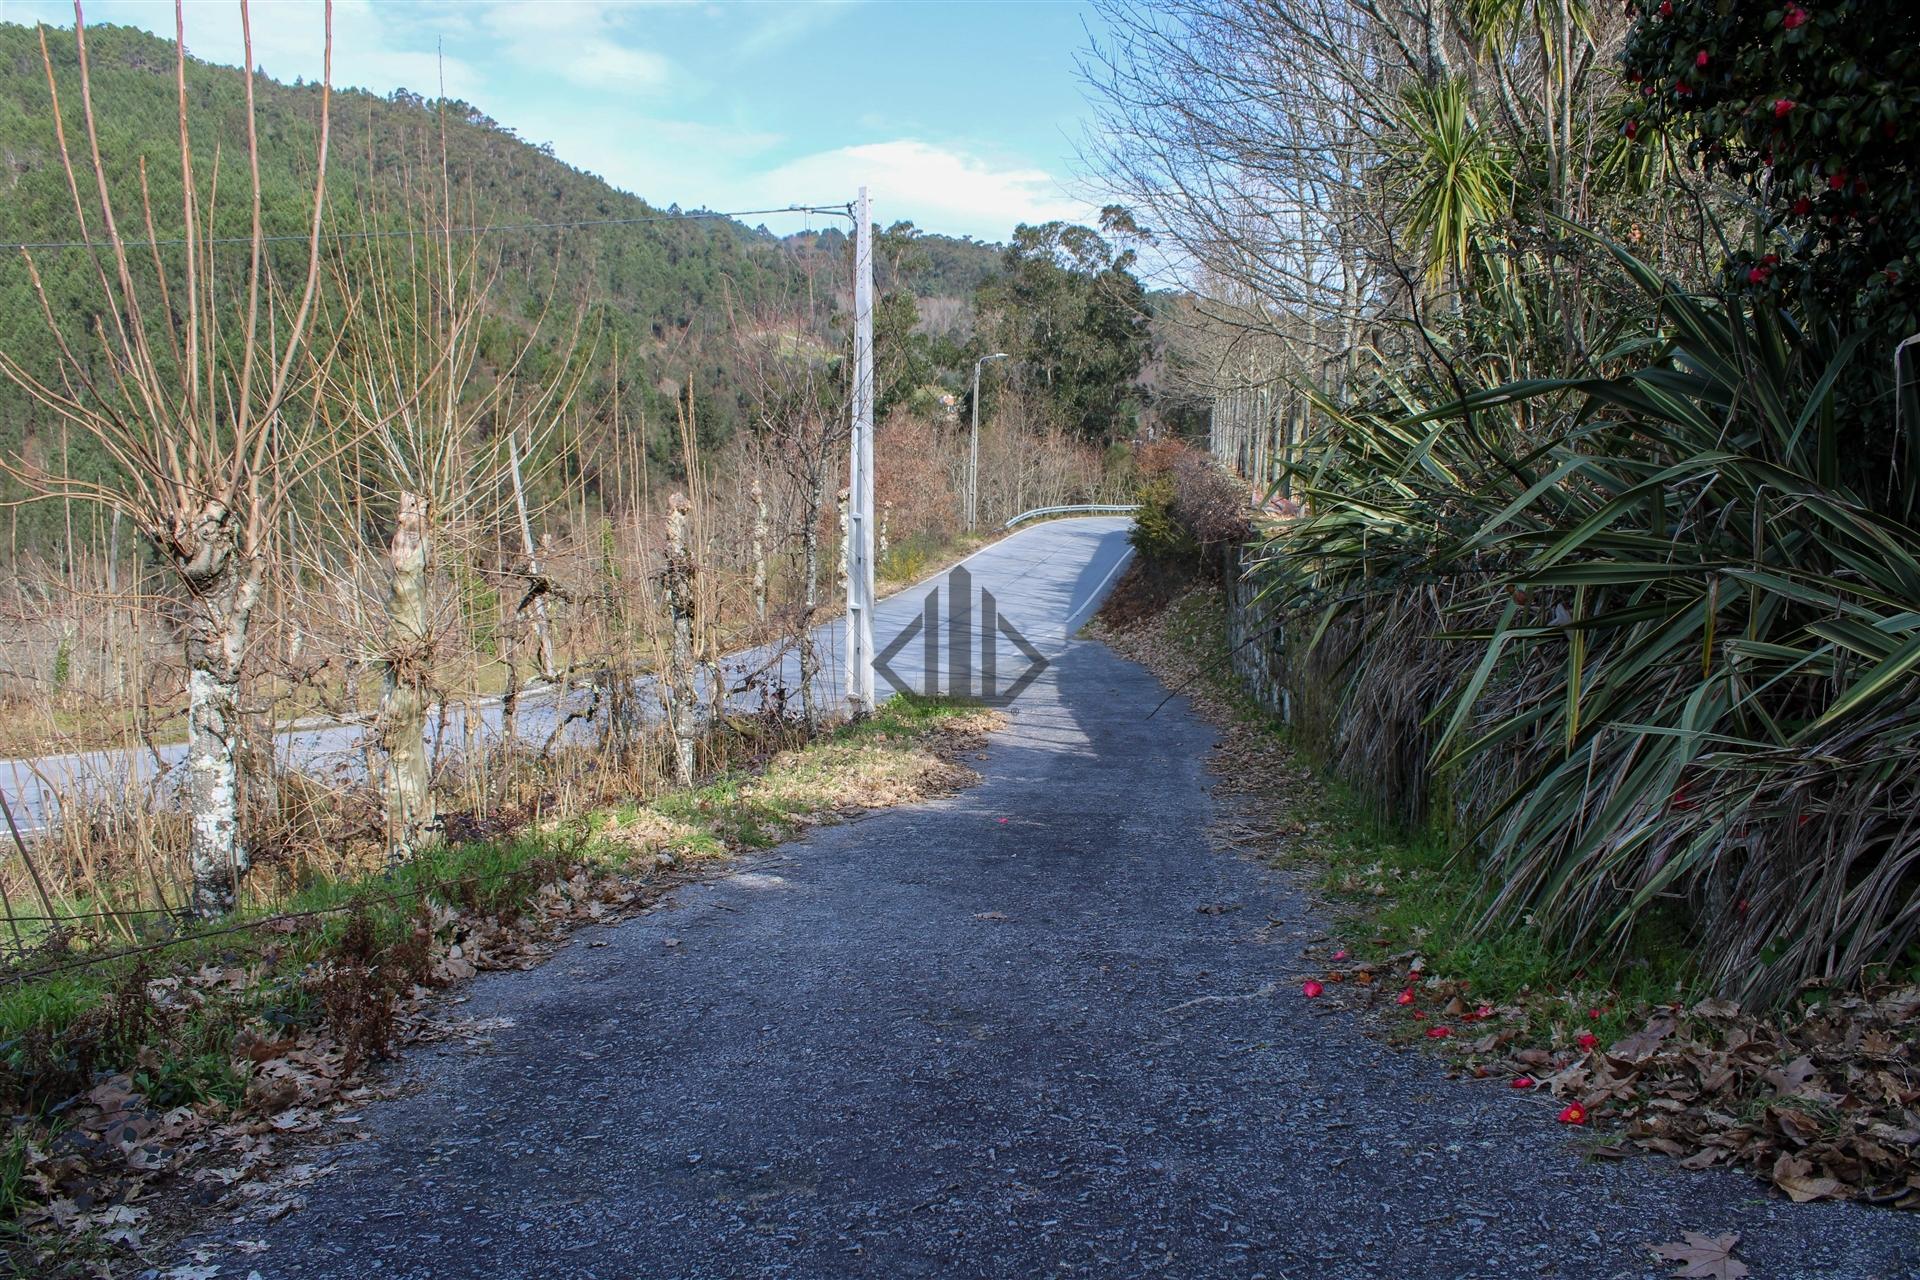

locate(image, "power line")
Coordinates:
0 202 857 255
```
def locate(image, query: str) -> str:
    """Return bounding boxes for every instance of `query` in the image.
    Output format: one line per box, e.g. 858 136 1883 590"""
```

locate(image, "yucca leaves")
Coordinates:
1389 78 1514 289
1251 243 1920 1006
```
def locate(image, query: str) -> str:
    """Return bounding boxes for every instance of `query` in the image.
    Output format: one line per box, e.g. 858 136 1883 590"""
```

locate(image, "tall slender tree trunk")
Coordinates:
798 469 825 729
751 477 769 626
379 492 435 865
507 429 556 681
663 493 697 787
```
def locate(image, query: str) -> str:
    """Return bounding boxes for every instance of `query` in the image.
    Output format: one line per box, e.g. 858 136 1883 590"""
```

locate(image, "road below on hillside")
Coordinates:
186 578 1918 1279
0 517 1134 832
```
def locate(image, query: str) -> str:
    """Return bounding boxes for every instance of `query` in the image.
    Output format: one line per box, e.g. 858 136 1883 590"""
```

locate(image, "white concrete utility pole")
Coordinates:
845 186 877 717
968 352 1008 532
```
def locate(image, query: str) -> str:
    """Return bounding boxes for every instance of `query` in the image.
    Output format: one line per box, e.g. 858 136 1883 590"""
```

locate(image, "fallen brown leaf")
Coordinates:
1648 1231 1748 1279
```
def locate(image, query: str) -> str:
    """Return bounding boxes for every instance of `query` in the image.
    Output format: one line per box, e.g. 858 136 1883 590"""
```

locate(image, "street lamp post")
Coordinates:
968 352 1008 532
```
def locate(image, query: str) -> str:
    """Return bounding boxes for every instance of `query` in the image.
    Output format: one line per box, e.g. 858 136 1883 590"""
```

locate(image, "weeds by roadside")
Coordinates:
1093 569 1920 1211
0 694 1000 1275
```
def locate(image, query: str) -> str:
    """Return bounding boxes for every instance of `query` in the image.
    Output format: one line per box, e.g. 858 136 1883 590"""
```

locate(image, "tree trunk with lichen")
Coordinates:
751 476 769 626
179 509 259 918
663 493 697 787
797 471 827 729
378 492 436 865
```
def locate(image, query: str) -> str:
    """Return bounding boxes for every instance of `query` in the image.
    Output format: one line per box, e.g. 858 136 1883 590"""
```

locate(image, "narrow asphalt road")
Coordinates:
187 614 1919 1278
0 517 1133 830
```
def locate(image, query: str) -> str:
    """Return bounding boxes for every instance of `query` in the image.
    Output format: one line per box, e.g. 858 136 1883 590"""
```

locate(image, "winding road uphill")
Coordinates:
183 519 1916 1279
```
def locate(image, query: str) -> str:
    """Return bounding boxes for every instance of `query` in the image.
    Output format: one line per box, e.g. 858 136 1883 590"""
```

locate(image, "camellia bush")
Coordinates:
1621 0 1919 333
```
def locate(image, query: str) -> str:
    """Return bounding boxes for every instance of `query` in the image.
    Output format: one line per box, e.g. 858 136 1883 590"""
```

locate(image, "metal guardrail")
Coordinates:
1002 503 1140 530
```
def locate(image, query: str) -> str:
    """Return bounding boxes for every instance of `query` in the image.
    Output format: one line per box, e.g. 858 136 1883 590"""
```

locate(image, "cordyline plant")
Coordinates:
1257 238 1920 1007
0 2 341 917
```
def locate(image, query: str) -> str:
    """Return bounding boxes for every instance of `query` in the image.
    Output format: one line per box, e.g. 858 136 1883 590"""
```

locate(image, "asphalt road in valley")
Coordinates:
0 517 1134 831
186 533 1919 1279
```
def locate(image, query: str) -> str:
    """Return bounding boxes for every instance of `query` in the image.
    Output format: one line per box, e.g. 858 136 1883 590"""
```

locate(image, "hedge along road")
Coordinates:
0 516 1136 834
187 539 1920 1278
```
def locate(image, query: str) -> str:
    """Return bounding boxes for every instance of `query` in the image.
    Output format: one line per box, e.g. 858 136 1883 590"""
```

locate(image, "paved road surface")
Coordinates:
187 590 1919 1278
0 517 1134 831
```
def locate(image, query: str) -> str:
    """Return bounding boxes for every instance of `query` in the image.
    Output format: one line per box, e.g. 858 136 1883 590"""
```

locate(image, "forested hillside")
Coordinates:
0 20 1004 550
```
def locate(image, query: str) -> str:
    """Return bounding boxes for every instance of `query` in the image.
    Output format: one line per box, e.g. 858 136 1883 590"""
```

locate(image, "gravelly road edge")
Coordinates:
182 632 1920 1279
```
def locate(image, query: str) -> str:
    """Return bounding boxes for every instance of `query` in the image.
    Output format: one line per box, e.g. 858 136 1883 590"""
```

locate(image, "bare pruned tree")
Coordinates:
731 289 852 730
313 110 589 866
0 2 340 916
1080 0 1637 402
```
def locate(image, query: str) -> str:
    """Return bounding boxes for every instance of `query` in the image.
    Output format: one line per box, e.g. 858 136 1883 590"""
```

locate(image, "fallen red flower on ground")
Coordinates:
1301 980 1323 998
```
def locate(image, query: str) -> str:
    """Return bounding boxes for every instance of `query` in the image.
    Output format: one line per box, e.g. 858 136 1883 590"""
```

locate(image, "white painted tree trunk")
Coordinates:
181 534 259 918
378 492 436 865
798 471 826 729
664 493 697 787
836 488 850 601
751 477 769 626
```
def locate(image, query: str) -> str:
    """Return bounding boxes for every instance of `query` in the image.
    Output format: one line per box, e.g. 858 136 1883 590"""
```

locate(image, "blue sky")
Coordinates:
0 0 1105 243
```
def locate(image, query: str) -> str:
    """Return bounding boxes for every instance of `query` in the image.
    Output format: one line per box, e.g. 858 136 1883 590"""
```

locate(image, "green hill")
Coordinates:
0 20 1005 552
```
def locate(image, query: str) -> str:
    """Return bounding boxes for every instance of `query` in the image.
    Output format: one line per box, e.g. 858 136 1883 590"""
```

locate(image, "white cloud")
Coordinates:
734 0 858 58
476 2 672 93
748 140 1095 241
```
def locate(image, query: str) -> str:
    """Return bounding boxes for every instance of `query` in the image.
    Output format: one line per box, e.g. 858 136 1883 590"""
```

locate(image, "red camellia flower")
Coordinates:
1577 1030 1600 1051
1477 1004 1494 1019
1558 1102 1590 1125
1397 987 1416 1006
1793 196 1813 215
1511 1075 1536 1089
1302 979 1324 998
1829 170 1848 190
1773 98 1796 118
1696 50 1710 68
1749 267 1771 284
1426 1026 1451 1039
1659 0 1673 14
1625 120 1639 140
1783 4 1809 29
1675 80 1692 95
1331 949 1348 961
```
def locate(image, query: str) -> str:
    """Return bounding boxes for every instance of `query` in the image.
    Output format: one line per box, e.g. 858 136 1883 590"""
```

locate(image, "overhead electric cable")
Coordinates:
0 202 856 254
